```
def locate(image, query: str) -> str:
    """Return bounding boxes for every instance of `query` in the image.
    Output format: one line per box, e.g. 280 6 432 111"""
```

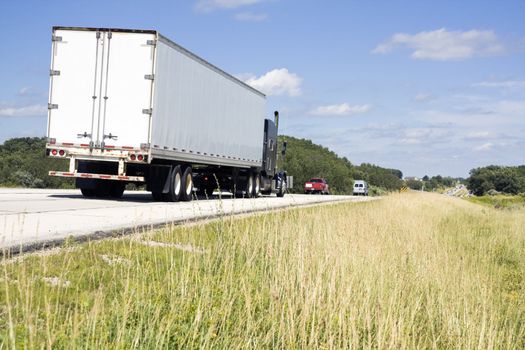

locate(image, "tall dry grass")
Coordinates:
1 192 525 348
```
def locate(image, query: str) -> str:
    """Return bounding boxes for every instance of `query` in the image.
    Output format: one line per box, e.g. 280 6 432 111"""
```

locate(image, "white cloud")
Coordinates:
414 93 433 102
474 142 493 151
372 28 504 60
310 103 371 116
465 131 490 139
493 100 525 115
242 68 302 96
0 104 47 117
398 127 453 145
18 87 34 96
473 80 525 89
234 12 267 21
196 0 264 12
417 100 525 126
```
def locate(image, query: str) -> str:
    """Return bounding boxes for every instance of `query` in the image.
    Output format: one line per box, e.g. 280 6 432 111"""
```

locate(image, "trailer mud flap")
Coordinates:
145 165 172 193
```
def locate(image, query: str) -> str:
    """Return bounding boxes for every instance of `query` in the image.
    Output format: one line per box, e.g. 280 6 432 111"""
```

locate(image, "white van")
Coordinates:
353 180 369 196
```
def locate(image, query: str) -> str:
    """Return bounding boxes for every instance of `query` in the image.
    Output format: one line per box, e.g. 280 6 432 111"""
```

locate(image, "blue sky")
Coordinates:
1 0 524 177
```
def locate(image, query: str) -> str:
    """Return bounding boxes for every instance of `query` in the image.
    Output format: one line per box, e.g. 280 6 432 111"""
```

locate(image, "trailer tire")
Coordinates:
109 182 125 199
277 179 286 198
253 173 261 197
180 166 193 202
163 165 182 202
94 183 111 197
151 191 164 201
80 188 96 198
245 174 254 198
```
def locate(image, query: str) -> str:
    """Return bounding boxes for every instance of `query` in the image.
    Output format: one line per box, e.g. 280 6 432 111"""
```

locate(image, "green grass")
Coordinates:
467 194 525 209
2 193 525 348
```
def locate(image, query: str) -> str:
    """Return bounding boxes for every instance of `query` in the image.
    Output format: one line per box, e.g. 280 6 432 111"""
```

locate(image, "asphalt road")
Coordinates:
0 188 375 251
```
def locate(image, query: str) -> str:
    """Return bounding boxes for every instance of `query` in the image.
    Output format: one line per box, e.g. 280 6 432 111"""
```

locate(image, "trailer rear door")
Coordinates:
48 28 155 149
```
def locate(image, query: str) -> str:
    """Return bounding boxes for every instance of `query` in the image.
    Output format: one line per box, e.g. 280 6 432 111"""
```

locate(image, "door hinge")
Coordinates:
50 70 60 76
107 32 112 39
142 108 153 115
104 133 118 140
52 35 62 42
144 74 154 80
77 132 92 138
147 39 156 46
48 103 58 110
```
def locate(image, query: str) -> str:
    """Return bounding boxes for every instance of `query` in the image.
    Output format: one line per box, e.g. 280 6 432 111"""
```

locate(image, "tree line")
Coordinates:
0 136 405 194
0 137 72 188
405 175 461 192
279 136 403 194
466 165 525 196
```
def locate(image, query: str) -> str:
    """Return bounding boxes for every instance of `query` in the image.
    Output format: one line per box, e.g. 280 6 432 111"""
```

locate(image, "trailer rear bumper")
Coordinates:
49 171 145 182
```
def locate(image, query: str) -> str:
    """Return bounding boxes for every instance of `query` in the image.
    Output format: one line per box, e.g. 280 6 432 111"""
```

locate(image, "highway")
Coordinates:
0 188 374 252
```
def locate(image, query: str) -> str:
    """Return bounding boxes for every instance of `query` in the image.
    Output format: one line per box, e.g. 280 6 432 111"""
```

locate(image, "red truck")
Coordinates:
304 178 330 194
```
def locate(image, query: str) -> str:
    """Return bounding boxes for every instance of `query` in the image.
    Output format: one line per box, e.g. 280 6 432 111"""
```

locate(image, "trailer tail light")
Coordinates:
128 153 147 162
58 150 65 156
51 149 58 156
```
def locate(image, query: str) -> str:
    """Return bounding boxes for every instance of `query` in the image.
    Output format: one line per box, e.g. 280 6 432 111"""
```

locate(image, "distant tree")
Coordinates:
406 179 423 190
0 137 73 188
467 165 524 196
278 136 404 194
422 175 429 181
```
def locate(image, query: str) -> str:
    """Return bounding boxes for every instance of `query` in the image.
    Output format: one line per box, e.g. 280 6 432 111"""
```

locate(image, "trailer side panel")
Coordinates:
151 37 266 167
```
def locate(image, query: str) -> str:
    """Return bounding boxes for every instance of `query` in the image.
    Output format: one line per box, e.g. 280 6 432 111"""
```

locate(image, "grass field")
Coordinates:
2 192 525 348
467 194 525 210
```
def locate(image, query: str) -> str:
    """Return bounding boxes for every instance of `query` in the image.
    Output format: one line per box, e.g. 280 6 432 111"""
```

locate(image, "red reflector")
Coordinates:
130 154 136 161
59 150 65 156
137 154 144 161
51 149 58 156
80 143 90 147
62 143 73 146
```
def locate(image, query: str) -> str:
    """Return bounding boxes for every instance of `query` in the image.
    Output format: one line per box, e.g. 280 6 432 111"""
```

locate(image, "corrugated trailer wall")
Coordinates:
150 35 266 168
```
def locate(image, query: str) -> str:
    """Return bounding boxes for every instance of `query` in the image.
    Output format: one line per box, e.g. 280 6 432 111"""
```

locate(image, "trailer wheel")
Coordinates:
80 188 96 198
163 165 182 202
151 192 163 201
109 182 125 199
94 183 111 197
180 166 193 202
245 174 254 198
253 173 261 197
277 178 286 198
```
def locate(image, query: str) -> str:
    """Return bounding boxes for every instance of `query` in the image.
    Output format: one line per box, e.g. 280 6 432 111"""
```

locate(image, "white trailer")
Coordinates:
46 27 287 201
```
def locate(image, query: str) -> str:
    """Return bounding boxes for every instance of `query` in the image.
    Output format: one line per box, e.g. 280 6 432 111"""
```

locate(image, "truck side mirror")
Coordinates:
282 141 287 156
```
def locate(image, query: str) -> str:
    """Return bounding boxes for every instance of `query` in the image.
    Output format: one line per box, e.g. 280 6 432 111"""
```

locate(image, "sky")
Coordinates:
0 0 524 178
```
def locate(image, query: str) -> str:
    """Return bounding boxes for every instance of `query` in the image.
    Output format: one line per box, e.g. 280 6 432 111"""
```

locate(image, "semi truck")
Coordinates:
45 27 287 201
